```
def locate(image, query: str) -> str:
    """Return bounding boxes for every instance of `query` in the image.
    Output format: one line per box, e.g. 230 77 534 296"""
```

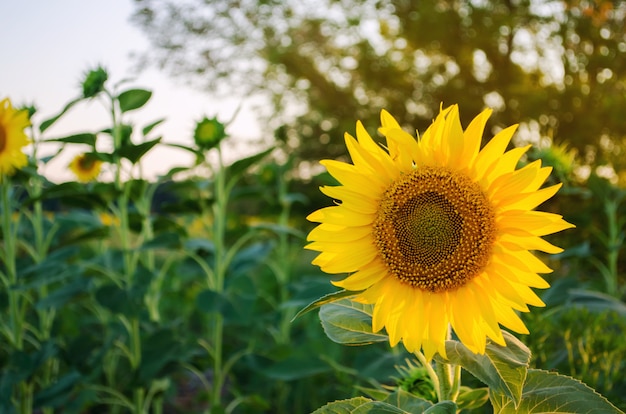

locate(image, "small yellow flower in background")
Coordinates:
69 153 102 182
98 212 120 227
306 105 574 360
0 98 31 176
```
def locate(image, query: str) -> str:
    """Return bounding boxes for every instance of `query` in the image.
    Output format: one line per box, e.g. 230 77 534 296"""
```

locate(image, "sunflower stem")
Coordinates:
413 351 441 401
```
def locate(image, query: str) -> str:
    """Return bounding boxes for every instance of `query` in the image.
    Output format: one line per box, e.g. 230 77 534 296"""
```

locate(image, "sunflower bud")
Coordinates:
193 116 226 150
82 66 108 98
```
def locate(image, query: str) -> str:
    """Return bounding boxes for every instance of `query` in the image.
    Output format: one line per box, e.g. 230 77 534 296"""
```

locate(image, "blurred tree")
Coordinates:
131 0 626 182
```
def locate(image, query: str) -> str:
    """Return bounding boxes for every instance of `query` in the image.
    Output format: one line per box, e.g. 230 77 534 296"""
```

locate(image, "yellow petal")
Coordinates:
332 263 387 290
461 108 492 168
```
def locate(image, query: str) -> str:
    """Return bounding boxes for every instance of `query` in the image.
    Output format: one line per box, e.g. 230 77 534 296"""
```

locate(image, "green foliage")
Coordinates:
131 0 626 181
491 369 621 413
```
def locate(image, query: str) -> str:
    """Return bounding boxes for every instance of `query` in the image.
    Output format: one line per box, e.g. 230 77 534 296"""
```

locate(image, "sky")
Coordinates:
1 0 262 182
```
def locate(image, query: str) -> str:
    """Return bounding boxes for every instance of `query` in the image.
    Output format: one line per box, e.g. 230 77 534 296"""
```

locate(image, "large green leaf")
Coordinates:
383 389 434 412
117 88 152 112
440 331 530 407
292 289 362 321
491 369 624 413
352 400 455 414
319 298 388 345
311 397 373 413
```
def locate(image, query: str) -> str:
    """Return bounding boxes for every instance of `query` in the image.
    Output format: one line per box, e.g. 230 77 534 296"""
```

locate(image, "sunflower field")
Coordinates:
1 66 625 413
4 1 626 413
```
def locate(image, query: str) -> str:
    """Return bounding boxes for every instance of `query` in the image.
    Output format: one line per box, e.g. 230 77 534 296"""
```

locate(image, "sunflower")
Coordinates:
306 105 573 360
69 153 102 182
0 98 31 176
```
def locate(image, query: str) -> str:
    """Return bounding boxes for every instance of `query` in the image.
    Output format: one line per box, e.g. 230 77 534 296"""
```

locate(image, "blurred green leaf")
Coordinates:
261 355 330 381
40 96 82 132
117 137 161 164
225 147 273 186
36 279 91 310
139 328 187 383
491 369 623 413
228 241 274 275
34 370 81 409
141 232 183 250
319 298 387 345
117 88 152 112
566 289 626 318
142 118 165 135
95 284 130 314
440 331 530 407
45 132 97 146
196 289 237 318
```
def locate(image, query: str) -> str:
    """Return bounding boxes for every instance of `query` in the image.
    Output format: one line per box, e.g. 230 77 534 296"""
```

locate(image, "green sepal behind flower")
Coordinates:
194 116 227 150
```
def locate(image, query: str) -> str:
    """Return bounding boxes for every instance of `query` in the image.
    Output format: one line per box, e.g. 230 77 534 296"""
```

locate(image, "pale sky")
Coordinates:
1 0 262 182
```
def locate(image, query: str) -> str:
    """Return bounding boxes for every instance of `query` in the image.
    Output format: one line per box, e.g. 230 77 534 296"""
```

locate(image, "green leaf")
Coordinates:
261 355 331 381
423 401 458 414
384 389 434 411
35 279 91 310
566 289 626 317
45 132 97 146
456 386 489 411
441 331 530 407
311 397 373 413
40 96 82 132
353 401 406 413
141 232 182 250
142 118 165 136
34 370 81 408
117 88 152 112
491 369 624 413
319 298 388 345
117 137 161 164
196 289 237 320
95 284 131 314
225 147 273 185
292 289 362 321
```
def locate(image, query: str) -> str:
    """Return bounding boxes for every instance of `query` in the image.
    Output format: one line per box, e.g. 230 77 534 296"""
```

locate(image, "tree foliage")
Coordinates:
131 0 626 181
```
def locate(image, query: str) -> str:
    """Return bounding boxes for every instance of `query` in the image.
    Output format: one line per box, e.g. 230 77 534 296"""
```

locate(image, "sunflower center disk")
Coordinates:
373 167 496 293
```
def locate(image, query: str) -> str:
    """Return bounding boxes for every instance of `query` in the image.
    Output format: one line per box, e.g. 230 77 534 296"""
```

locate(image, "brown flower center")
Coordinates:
78 155 96 171
373 166 496 293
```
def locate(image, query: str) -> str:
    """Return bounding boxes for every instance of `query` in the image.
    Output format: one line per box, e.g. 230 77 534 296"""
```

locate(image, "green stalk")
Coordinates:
31 135 58 414
413 351 441 401
2 178 31 413
276 163 294 344
109 92 145 413
603 199 619 297
210 146 227 409
2 178 20 349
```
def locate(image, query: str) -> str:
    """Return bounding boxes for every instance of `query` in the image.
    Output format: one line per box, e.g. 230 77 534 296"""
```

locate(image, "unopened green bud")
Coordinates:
82 66 108 98
194 116 227 150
